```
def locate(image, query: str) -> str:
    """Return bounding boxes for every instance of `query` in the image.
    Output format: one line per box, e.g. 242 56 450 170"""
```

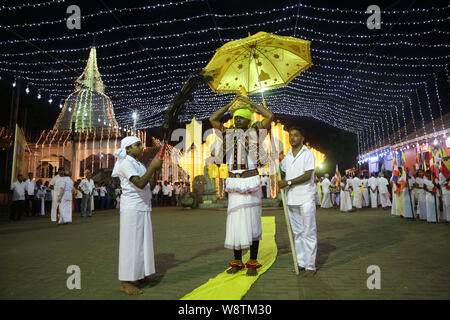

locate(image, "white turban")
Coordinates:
111 136 141 178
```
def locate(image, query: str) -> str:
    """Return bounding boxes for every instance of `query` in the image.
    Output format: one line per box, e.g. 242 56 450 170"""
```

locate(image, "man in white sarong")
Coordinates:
209 94 274 277
112 136 163 295
400 169 415 219
368 173 378 208
423 170 440 223
56 169 74 225
377 172 391 209
279 126 317 277
321 174 332 208
362 175 369 207
413 169 427 220
49 167 64 222
315 177 322 206
340 177 352 212
352 173 363 209
439 172 450 222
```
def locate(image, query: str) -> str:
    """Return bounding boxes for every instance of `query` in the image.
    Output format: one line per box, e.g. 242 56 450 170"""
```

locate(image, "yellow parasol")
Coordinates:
203 31 312 95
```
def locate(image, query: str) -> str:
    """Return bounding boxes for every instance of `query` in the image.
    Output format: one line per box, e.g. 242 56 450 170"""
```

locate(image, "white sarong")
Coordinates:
224 175 262 250
321 192 332 208
119 209 155 281
58 200 72 224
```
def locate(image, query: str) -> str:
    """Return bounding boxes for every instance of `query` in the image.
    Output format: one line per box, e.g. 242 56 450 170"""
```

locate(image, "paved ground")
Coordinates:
0 206 448 300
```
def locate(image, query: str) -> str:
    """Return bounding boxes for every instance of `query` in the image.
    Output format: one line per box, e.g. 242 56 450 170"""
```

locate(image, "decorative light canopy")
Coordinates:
0 1 448 158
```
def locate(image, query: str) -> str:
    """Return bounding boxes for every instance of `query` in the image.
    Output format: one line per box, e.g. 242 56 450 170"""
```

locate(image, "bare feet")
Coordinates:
120 281 143 295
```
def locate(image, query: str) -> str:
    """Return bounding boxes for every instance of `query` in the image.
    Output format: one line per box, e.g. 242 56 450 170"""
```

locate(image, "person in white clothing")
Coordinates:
413 169 427 220
49 167 65 222
320 174 332 208
399 169 415 219
439 172 450 222
10 174 26 221
362 175 369 207
112 136 163 295
315 177 322 206
377 172 391 209
56 169 74 225
368 174 378 208
279 126 317 277
352 173 363 209
340 177 353 212
423 170 440 223
24 172 37 216
209 93 274 277
80 170 95 217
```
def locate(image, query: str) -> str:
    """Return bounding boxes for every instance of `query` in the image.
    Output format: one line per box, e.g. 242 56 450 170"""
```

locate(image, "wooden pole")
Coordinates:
276 162 299 275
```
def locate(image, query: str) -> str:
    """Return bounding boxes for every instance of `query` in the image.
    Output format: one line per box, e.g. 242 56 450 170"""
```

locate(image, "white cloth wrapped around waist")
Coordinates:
225 175 261 194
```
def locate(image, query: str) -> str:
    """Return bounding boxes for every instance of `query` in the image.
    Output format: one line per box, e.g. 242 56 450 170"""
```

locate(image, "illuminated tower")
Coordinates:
54 47 119 132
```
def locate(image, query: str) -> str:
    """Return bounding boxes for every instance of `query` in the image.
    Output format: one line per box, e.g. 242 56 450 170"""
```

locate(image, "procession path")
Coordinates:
0 206 448 300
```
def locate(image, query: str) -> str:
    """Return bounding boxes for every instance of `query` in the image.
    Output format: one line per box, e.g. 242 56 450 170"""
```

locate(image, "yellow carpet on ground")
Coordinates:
181 216 277 300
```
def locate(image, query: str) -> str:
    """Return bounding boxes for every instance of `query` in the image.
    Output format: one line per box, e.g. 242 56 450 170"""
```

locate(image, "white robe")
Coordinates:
320 178 332 208
424 178 439 223
340 182 352 212
113 155 155 281
368 177 378 208
400 176 415 219
352 177 363 209
58 177 74 224
49 174 63 222
377 177 391 208
362 179 369 207
415 177 427 220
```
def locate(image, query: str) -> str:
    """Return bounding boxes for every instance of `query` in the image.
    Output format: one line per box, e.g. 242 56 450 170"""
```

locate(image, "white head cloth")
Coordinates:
111 136 141 177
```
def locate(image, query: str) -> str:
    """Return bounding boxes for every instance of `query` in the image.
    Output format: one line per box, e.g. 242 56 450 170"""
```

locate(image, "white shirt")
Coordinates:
49 174 63 198
162 185 170 195
352 177 362 192
280 146 316 206
423 178 439 198
58 177 74 201
377 177 389 194
415 177 425 195
80 178 95 195
368 176 378 191
25 178 36 195
11 181 26 201
321 178 331 194
152 185 160 195
100 186 107 197
114 155 152 211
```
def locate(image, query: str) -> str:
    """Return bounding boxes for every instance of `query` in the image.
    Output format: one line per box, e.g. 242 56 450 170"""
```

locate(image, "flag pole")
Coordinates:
276 161 299 275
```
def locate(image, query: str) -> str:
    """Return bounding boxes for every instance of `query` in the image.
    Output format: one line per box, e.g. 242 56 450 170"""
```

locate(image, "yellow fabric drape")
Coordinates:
181 216 277 300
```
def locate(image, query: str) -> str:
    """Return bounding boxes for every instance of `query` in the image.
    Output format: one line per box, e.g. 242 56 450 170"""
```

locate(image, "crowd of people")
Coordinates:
315 168 450 223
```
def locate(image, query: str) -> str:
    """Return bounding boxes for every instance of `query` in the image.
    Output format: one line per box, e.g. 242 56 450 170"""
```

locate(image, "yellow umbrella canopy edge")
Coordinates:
203 32 312 94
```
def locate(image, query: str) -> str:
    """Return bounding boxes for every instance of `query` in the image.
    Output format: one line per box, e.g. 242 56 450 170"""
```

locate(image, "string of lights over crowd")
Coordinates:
0 0 449 158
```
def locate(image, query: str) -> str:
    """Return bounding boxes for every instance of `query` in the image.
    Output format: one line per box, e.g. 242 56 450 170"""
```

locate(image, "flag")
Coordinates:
392 155 400 184
335 164 341 190
428 145 439 183
420 148 427 171
415 148 420 170
401 150 407 173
